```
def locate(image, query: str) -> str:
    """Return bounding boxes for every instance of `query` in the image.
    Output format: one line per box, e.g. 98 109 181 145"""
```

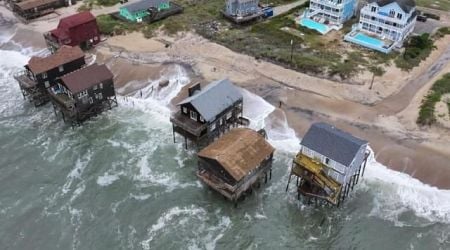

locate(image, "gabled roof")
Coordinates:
178 79 243 122
122 0 169 13
16 0 59 11
369 0 416 13
27 46 84 74
198 128 275 182
301 123 368 167
61 64 113 94
59 11 96 28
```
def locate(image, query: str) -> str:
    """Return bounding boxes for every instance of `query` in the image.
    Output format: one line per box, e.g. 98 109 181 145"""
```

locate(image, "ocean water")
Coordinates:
1 23 450 250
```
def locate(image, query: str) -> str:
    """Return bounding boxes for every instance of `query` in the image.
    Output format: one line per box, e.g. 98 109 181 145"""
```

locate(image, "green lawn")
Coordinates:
416 0 450 11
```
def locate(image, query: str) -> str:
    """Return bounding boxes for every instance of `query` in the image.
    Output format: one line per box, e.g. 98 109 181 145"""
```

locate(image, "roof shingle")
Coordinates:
27 46 84 74
301 123 368 166
61 64 113 94
178 79 243 122
198 128 275 182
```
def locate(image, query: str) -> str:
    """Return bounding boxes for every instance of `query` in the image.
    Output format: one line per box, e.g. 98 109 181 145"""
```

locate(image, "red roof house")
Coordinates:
44 11 100 52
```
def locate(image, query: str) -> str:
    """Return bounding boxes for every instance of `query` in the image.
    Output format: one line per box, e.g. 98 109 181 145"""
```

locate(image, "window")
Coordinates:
200 116 204 122
44 81 50 88
78 90 88 98
190 111 197 121
210 123 216 131
397 13 402 19
93 85 98 90
89 97 93 104
182 107 187 114
325 158 330 165
41 72 47 79
99 83 103 89
58 65 64 72
371 6 376 12
226 112 232 120
96 93 103 100
219 118 223 125
389 10 395 17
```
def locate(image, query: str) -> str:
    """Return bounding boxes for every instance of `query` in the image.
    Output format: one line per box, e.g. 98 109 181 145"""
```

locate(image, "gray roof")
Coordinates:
369 0 416 13
301 123 368 167
178 79 243 122
123 0 169 13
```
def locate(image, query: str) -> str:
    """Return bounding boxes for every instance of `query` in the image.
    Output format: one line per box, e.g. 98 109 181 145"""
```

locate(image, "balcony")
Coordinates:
170 111 207 137
13 71 37 88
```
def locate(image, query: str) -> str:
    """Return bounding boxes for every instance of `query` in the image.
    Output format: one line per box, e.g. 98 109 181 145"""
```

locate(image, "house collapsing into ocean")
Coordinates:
286 122 370 206
345 0 417 53
297 0 358 34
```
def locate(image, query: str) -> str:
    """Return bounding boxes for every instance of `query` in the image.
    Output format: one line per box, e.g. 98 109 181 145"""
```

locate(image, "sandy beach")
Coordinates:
2 3 450 189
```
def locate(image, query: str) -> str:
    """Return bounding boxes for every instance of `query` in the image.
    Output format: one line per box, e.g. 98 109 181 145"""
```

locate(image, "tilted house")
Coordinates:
170 79 244 149
223 0 262 23
298 0 357 34
13 0 63 20
119 0 170 22
286 122 369 206
48 63 117 125
14 45 85 106
44 11 100 52
197 128 275 204
344 0 417 53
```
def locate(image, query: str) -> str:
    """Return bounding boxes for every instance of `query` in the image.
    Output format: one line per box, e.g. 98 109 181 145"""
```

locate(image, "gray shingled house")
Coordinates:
286 122 370 206
170 79 244 149
223 0 262 23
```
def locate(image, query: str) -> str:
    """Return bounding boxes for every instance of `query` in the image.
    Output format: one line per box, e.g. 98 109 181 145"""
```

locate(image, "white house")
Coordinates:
345 0 417 53
298 0 358 34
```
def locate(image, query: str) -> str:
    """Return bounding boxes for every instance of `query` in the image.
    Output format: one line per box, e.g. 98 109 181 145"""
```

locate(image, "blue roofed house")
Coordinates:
119 0 170 22
344 0 417 53
297 0 358 34
286 122 369 205
170 79 244 149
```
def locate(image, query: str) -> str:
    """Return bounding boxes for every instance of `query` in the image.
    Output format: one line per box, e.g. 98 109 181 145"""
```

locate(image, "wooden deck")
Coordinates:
170 111 207 137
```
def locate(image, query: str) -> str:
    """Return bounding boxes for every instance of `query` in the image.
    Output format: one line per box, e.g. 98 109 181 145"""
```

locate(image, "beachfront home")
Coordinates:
297 0 357 34
14 46 85 106
119 0 170 22
170 79 246 149
13 0 64 20
197 128 275 205
48 63 118 125
286 122 369 206
44 11 100 52
223 0 263 23
344 0 417 53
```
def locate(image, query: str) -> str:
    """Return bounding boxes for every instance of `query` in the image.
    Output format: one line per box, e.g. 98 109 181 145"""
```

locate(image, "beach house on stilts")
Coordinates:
286 122 370 206
44 11 100 52
48 63 118 126
170 79 247 149
14 46 85 107
344 0 417 53
222 0 263 23
297 0 357 34
197 128 275 205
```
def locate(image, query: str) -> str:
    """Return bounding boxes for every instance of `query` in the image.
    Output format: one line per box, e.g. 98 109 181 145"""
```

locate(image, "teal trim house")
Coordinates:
119 0 170 22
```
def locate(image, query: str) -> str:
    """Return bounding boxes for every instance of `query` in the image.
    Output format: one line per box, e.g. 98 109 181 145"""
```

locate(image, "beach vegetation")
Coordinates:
417 73 450 126
97 15 132 35
395 33 436 71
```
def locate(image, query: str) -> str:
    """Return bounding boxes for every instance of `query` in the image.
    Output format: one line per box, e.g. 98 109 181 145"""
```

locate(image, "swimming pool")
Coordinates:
299 18 329 34
353 33 384 47
344 31 391 53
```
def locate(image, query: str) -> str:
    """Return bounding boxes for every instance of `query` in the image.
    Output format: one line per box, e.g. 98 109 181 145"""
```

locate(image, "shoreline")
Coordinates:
2 7 450 189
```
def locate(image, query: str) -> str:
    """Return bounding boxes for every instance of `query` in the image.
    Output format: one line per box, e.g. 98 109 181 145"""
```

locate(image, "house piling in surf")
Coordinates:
14 45 85 107
44 11 100 52
286 122 369 206
170 79 248 149
48 63 118 126
197 128 275 205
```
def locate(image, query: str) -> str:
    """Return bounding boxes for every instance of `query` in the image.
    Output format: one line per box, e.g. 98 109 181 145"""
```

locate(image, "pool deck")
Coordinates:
344 30 394 54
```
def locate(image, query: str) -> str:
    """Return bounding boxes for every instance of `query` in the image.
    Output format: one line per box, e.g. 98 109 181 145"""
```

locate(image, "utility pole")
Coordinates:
290 39 294 63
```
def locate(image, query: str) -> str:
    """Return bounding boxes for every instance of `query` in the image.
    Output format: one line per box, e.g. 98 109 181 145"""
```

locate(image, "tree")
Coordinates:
368 66 385 90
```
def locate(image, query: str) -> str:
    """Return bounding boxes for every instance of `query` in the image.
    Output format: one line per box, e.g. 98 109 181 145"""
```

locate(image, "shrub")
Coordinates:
417 73 450 126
